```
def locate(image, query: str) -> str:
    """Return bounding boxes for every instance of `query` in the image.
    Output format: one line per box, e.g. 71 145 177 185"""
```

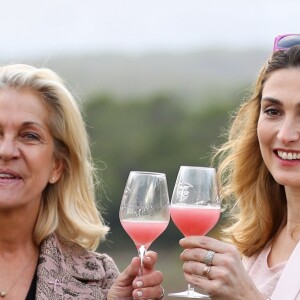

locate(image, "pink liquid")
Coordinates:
121 219 169 248
170 205 220 236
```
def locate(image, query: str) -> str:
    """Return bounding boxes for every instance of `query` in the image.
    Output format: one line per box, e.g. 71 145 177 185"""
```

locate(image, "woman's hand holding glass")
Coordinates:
179 236 264 300
108 250 164 300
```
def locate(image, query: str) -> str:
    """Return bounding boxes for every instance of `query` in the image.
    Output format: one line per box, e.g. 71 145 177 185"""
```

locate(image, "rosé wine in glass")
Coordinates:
121 219 169 249
170 205 220 237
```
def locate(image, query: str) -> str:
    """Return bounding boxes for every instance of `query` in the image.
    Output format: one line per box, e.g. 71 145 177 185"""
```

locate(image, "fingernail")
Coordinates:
137 290 143 297
136 280 143 288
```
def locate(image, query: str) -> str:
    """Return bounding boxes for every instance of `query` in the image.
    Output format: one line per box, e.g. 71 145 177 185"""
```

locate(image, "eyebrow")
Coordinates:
261 97 281 105
22 121 47 130
261 96 300 109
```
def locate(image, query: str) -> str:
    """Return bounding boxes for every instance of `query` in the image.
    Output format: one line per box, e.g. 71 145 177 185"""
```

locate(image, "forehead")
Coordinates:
262 68 300 100
0 87 50 125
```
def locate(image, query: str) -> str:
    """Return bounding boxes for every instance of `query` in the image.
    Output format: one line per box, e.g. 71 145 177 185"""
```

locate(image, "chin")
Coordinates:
273 176 300 188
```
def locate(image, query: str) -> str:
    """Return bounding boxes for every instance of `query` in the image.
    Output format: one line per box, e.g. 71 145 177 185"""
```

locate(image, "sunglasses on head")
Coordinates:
273 34 300 52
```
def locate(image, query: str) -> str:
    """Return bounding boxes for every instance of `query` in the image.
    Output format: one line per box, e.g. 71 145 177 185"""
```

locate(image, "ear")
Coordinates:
49 158 64 184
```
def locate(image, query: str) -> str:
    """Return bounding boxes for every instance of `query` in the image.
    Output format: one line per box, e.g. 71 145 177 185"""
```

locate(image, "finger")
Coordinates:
142 251 157 271
182 262 219 294
181 246 241 269
182 261 215 279
180 248 207 264
183 271 213 294
133 285 164 300
181 247 221 268
180 236 239 257
117 257 140 286
179 236 241 264
133 270 163 288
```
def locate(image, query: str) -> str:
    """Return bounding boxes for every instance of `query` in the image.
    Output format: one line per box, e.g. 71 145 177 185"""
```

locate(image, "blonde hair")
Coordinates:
0 64 109 251
213 47 300 256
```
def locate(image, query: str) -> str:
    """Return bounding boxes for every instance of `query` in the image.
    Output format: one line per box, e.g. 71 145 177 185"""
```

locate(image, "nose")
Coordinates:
0 135 20 161
277 117 300 145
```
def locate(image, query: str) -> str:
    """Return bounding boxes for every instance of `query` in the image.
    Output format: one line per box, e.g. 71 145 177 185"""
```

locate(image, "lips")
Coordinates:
277 150 300 160
0 170 22 180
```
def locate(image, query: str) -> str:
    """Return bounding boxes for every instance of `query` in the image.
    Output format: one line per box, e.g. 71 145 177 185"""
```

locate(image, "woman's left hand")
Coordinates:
179 236 264 300
107 250 164 300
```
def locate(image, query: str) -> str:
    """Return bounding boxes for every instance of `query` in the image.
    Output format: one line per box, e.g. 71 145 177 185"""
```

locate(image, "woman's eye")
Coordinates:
264 108 280 116
22 132 41 141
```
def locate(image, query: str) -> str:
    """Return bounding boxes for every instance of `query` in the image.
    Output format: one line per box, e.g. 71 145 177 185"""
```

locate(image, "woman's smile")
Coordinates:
258 68 300 186
0 87 60 209
276 150 300 160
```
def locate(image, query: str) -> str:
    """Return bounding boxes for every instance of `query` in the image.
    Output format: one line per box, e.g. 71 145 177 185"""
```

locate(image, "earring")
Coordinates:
50 177 55 183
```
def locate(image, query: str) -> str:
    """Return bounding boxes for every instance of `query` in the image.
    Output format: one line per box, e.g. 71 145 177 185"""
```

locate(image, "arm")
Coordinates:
107 251 164 300
179 236 266 300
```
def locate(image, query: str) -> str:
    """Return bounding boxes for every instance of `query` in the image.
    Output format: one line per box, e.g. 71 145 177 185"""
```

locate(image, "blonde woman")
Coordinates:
0 64 164 299
178 34 300 299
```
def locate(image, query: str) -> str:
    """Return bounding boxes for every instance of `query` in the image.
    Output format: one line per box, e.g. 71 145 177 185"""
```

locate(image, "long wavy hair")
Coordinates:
0 64 109 251
213 46 300 257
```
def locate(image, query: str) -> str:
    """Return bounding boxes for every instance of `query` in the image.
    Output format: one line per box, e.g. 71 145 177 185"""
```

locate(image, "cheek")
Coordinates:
257 119 274 165
257 118 271 147
31 150 56 175
257 119 267 154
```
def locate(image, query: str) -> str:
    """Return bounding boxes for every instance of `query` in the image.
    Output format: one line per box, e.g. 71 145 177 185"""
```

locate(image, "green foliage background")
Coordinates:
83 92 239 251
82 90 242 295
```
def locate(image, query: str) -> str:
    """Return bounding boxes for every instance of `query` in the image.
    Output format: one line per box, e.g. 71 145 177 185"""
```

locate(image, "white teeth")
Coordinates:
0 173 14 178
278 151 300 160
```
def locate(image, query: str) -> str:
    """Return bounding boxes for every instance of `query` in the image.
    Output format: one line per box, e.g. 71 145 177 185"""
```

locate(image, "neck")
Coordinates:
0 210 38 253
284 187 300 238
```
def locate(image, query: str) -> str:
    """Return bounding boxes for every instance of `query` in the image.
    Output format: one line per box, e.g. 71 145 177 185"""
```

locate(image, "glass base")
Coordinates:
168 290 210 299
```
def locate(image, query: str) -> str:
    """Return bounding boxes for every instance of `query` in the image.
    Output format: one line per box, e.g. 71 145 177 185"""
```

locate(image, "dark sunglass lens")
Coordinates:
278 35 300 48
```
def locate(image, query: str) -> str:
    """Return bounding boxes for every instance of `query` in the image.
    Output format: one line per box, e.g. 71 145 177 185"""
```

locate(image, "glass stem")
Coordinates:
187 284 195 296
138 245 146 276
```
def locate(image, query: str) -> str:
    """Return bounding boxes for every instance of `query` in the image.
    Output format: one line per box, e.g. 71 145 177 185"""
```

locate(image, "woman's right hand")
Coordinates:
179 236 266 300
107 250 164 300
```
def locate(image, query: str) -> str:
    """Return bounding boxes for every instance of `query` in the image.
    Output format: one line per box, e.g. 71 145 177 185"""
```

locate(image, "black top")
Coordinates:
25 267 37 300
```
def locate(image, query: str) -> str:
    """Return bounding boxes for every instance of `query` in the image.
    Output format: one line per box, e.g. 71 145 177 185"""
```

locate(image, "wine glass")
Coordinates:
119 171 170 275
168 166 221 299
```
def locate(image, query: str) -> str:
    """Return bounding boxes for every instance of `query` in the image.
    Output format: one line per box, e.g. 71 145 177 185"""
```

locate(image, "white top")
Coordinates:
243 243 286 298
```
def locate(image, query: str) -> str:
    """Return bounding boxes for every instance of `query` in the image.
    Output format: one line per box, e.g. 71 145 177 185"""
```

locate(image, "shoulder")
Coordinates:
92 251 120 272
40 233 120 280
37 234 120 298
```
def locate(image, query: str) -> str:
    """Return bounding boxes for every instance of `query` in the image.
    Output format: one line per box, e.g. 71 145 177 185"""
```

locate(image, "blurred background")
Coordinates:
1 0 299 296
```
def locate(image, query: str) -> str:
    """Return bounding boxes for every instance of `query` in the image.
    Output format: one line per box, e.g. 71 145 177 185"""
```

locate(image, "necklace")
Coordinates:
0 252 37 297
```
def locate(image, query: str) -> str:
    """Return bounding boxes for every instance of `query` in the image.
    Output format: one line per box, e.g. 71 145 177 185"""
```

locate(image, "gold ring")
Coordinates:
203 250 215 266
202 265 212 279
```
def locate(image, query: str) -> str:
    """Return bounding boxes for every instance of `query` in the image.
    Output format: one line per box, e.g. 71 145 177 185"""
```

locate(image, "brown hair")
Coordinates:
213 46 300 256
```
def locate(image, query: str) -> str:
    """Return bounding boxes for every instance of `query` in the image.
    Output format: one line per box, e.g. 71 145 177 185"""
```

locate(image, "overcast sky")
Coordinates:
1 0 300 60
